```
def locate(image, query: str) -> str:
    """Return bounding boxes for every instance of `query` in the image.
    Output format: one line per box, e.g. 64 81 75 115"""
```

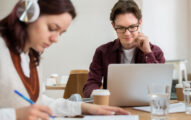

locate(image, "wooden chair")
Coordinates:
63 69 89 99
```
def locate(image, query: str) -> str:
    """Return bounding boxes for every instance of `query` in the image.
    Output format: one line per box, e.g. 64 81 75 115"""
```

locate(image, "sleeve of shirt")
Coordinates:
42 95 82 117
83 48 103 98
144 45 165 63
0 108 16 120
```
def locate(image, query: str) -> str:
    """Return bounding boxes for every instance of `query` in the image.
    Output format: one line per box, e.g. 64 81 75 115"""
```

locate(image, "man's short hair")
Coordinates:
110 0 142 23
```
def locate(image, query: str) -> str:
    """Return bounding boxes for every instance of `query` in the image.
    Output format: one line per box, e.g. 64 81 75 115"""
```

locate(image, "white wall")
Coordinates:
0 0 17 19
188 0 191 72
142 0 190 73
42 0 120 78
142 0 188 60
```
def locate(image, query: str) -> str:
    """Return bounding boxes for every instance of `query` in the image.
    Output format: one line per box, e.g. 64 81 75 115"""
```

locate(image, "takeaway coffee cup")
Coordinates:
92 89 110 106
176 84 184 101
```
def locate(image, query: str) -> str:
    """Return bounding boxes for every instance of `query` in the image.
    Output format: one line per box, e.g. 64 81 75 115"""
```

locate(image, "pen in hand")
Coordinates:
14 90 55 119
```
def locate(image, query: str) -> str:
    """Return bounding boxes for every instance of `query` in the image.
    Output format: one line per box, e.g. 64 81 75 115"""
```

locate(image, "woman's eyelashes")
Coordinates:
48 26 58 32
48 24 66 35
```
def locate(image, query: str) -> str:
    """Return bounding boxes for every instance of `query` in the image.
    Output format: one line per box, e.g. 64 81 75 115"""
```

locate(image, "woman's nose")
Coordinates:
50 34 59 43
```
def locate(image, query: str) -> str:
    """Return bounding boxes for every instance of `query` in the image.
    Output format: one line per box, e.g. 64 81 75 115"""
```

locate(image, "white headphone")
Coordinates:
17 0 40 23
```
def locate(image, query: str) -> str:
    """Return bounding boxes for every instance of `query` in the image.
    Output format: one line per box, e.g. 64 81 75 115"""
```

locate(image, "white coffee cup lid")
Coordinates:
175 83 183 88
92 89 110 96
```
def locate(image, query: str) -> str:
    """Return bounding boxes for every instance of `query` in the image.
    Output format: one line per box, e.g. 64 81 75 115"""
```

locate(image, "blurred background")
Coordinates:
0 0 190 80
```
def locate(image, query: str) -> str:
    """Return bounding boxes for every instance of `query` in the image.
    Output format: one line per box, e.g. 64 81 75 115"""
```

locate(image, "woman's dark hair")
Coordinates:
0 0 76 66
110 0 142 23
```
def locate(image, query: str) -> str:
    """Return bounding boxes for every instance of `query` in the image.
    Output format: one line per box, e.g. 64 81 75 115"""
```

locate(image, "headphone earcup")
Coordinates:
17 0 40 23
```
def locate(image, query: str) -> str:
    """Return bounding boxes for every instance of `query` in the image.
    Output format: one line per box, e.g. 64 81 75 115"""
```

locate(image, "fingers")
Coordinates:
30 109 49 120
137 32 144 37
101 106 130 115
94 105 130 115
95 107 115 115
114 108 131 115
83 103 116 115
33 104 53 116
135 32 151 53
136 32 148 42
30 104 53 120
82 103 130 116
16 105 53 120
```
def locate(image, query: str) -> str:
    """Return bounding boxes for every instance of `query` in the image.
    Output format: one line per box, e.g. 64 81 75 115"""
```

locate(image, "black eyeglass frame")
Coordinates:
114 23 139 33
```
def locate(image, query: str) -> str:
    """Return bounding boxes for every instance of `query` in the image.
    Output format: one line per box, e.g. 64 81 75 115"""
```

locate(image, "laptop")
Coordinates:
107 64 173 107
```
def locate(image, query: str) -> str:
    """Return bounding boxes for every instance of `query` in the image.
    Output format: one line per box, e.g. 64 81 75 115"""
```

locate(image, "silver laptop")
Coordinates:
107 64 173 107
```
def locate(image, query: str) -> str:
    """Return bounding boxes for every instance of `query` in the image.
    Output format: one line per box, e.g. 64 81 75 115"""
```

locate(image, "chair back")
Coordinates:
63 69 88 99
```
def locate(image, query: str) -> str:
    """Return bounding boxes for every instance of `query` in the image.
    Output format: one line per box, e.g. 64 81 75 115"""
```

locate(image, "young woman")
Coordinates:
0 0 129 120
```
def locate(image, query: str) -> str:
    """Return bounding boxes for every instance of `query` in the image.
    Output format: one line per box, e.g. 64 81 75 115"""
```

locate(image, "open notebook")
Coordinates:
83 115 138 120
54 115 139 120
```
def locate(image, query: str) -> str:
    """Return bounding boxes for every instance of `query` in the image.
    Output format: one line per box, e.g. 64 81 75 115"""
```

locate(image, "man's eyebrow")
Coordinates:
115 25 125 28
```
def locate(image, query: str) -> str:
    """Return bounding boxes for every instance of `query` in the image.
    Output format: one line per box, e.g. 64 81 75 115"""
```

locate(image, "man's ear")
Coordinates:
111 22 115 29
138 19 142 32
138 19 142 26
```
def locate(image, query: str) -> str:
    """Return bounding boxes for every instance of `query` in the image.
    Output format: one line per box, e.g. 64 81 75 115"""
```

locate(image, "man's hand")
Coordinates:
135 32 152 54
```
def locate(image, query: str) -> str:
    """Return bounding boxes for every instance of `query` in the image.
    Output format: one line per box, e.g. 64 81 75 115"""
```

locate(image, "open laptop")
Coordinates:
107 64 173 107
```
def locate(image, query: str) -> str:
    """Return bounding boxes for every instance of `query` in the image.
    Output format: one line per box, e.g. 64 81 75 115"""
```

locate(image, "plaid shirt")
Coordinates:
83 39 165 97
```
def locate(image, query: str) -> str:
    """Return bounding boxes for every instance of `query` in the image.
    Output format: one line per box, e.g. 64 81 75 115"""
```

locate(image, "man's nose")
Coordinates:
124 29 131 35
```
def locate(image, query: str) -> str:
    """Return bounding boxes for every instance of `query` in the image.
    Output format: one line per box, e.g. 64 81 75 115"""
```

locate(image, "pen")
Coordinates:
14 90 55 119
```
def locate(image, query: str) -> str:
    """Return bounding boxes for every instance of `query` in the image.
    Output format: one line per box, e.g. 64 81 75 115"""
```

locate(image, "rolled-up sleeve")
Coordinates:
42 95 82 117
144 45 165 63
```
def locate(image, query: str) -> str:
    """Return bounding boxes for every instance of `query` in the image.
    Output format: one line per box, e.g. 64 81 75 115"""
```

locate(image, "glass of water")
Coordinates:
183 81 191 114
148 84 171 120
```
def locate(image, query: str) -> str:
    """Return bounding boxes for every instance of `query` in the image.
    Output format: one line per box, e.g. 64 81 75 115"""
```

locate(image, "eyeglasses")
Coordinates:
114 24 139 33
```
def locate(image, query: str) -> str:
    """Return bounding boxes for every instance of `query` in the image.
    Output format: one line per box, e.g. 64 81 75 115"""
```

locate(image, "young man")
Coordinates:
83 0 165 97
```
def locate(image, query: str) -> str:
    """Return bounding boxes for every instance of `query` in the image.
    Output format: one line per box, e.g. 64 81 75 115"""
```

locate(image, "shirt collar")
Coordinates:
112 39 122 52
112 38 140 54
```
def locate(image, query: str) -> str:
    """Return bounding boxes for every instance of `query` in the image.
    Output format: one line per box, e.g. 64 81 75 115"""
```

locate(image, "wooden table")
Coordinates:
124 107 191 120
55 109 191 120
46 84 66 90
124 100 191 120
55 102 191 120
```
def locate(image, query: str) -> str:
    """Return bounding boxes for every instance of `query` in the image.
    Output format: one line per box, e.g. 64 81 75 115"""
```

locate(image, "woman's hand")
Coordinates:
16 104 52 120
81 103 130 115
